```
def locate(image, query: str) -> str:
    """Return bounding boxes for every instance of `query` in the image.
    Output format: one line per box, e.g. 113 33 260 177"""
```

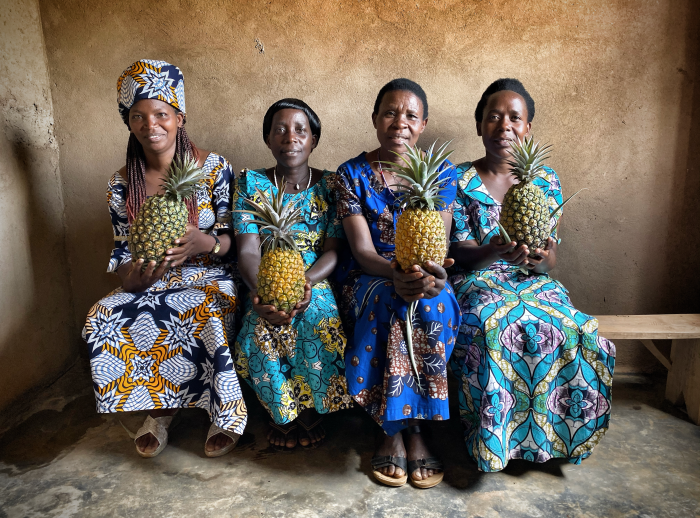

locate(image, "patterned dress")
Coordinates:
83 152 247 436
336 152 462 436
232 168 352 425
449 162 616 472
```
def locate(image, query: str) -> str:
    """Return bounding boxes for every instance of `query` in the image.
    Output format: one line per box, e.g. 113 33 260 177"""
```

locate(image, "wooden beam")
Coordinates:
595 314 700 340
665 338 700 424
640 339 671 370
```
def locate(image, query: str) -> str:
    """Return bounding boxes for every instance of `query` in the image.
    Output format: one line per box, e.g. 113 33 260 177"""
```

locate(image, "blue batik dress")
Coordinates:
232 168 353 425
336 152 462 436
83 152 247 436
448 162 616 472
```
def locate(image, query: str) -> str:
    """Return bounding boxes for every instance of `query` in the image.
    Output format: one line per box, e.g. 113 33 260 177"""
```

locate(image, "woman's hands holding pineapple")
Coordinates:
165 224 217 267
119 259 170 293
391 258 454 302
252 280 312 326
489 236 531 266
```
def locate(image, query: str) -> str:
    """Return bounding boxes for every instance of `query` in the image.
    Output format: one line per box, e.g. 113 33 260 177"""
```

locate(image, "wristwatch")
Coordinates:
210 235 221 254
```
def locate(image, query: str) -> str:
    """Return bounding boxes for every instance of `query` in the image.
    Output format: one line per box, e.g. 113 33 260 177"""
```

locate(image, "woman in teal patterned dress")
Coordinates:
449 78 615 472
233 99 352 450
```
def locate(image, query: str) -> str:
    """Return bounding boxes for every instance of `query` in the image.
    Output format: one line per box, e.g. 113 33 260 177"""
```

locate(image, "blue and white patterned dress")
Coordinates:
83 152 247 436
232 168 353 425
336 152 462 436
449 162 615 472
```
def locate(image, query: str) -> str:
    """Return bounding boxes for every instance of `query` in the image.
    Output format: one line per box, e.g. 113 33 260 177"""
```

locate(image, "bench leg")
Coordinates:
665 338 700 424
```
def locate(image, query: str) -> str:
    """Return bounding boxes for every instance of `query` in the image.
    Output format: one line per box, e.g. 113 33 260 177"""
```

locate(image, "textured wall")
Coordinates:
38 0 700 373
0 0 75 409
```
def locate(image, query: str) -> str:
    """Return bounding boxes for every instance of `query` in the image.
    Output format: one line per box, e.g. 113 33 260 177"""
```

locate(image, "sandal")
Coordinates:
405 425 444 488
205 423 240 458
133 414 178 458
371 455 408 487
298 416 325 449
268 421 298 451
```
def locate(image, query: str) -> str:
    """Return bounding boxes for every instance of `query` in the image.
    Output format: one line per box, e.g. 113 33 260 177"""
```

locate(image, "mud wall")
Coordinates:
0 0 75 409
38 0 700 374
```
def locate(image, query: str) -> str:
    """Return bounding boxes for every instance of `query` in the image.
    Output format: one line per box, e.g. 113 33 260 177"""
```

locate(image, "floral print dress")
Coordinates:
336 152 461 436
449 163 616 472
232 168 353 425
83 152 247 436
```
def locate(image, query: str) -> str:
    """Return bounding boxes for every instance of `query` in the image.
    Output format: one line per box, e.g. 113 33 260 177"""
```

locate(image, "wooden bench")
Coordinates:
595 314 700 424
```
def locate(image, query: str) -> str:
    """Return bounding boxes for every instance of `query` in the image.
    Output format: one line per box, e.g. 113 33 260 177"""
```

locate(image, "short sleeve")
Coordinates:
323 172 345 239
232 168 261 235
539 167 564 241
106 173 132 273
437 159 459 213
451 190 478 243
335 166 363 219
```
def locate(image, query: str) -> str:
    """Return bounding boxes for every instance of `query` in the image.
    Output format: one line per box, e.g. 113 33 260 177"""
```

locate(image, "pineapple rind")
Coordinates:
257 249 306 313
395 208 446 270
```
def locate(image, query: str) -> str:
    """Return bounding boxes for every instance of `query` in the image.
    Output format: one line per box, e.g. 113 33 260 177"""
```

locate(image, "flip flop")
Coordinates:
371 455 408 487
298 416 325 449
205 423 241 458
268 421 298 451
405 424 444 488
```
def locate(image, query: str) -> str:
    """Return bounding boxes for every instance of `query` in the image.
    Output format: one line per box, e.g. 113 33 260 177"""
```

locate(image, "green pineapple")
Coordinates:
128 154 206 266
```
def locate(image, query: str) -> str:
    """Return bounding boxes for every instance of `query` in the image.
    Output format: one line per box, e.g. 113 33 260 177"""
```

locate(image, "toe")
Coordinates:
393 467 405 479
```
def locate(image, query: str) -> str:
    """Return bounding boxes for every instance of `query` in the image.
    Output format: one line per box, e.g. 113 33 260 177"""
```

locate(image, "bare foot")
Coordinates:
404 424 441 481
205 432 233 454
374 430 406 479
267 422 298 450
135 409 178 454
298 409 325 447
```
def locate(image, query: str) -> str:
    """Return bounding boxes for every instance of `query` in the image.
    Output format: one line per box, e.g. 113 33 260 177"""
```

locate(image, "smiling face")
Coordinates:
265 108 317 169
477 90 531 161
372 90 427 156
128 98 183 155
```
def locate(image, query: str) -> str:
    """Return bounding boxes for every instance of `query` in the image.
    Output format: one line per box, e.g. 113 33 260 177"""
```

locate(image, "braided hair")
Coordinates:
124 123 201 226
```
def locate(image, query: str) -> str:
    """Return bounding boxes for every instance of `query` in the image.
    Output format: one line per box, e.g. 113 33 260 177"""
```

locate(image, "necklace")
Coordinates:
273 166 312 192
377 149 397 192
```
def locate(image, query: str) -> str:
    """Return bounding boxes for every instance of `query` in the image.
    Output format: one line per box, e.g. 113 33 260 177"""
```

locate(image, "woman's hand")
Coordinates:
289 280 312 319
489 235 530 266
525 237 557 273
120 259 170 293
418 258 453 299
392 259 453 302
165 224 215 267
251 291 293 326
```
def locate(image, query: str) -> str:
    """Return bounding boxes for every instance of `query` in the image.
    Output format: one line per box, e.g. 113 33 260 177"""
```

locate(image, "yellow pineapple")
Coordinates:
382 139 454 270
128 154 206 266
237 182 306 314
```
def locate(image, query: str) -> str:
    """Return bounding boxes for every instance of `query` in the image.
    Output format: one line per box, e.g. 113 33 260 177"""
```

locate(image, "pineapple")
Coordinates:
382 140 454 270
498 136 553 257
128 154 206 266
236 182 306 314
381 140 454 388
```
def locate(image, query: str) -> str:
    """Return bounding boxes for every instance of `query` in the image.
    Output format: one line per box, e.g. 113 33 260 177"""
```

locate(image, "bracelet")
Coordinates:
210 234 221 254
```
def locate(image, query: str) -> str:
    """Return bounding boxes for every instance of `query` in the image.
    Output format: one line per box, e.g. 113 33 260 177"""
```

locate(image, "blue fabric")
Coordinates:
448 162 616 472
336 152 461 435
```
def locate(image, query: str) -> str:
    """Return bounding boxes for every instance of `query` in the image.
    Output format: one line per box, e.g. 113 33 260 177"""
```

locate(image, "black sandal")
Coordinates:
371 455 408 487
298 416 325 449
268 421 297 451
404 425 444 488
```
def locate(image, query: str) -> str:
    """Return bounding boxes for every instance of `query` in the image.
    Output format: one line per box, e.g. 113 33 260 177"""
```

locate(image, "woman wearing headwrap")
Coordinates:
83 60 245 458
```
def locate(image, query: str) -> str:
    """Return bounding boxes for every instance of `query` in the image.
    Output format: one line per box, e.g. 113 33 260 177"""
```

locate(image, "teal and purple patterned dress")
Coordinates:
232 168 353 425
336 152 461 436
449 162 616 472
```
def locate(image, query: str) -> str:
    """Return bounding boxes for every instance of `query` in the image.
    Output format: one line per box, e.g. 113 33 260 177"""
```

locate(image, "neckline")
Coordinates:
253 167 321 194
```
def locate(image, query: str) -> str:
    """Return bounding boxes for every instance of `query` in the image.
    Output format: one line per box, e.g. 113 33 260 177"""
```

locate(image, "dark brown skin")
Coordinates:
449 90 557 274
343 89 443 482
116 98 233 455
236 107 335 448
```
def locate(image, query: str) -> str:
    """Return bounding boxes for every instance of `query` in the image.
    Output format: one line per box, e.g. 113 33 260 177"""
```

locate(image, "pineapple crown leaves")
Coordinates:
233 181 303 253
379 139 455 211
161 153 208 202
506 136 552 184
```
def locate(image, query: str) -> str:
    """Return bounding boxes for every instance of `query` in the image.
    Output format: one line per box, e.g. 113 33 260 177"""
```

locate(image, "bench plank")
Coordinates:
595 314 700 340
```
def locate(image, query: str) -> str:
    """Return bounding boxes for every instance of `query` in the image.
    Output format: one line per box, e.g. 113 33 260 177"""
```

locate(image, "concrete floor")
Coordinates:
0 361 698 518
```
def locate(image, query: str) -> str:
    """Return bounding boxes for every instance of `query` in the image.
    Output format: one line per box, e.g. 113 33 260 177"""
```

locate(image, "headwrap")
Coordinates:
117 59 186 126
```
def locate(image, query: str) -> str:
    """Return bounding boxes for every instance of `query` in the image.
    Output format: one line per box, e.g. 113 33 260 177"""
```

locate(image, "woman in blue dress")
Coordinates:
233 99 352 451
336 79 461 488
449 78 616 472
